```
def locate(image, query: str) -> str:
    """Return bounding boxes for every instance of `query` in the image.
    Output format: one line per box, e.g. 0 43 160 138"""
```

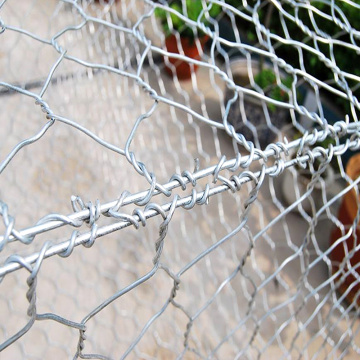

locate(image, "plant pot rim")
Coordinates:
225 57 290 110
228 57 270 73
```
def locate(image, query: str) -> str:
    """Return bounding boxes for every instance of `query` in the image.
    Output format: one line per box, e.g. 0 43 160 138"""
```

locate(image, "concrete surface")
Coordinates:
0 1 359 359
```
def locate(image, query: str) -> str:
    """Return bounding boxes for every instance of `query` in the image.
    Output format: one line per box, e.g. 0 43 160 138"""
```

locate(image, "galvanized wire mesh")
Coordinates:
1 0 360 358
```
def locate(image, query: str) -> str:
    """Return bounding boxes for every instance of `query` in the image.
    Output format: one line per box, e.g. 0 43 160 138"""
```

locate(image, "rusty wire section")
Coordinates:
1 0 360 358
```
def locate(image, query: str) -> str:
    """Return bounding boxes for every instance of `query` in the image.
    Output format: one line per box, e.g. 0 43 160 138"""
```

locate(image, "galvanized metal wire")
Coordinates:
1 0 360 358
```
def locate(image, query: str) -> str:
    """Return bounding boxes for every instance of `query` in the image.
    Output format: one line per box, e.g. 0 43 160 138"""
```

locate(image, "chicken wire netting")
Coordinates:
1 0 360 358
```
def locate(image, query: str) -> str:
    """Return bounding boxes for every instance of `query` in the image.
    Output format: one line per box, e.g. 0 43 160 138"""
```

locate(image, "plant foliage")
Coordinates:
254 68 293 112
155 0 222 38
242 0 360 117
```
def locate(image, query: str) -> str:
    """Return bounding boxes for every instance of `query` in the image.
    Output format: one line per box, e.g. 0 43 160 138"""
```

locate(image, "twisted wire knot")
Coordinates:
35 98 54 119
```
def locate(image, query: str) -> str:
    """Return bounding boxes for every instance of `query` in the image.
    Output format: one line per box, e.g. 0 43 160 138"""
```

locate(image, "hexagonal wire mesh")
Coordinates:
1 0 360 358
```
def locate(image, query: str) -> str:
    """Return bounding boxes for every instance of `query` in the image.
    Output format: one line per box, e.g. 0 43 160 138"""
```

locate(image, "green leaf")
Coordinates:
170 3 184 28
186 0 203 21
209 4 222 18
154 8 166 20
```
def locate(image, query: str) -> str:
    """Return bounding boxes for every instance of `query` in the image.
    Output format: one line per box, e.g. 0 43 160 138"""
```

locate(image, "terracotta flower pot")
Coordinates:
330 153 360 305
164 34 208 80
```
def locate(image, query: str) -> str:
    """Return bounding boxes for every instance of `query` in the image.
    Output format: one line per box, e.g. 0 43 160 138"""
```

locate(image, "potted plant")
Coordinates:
232 1 358 133
224 58 293 148
154 0 222 80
